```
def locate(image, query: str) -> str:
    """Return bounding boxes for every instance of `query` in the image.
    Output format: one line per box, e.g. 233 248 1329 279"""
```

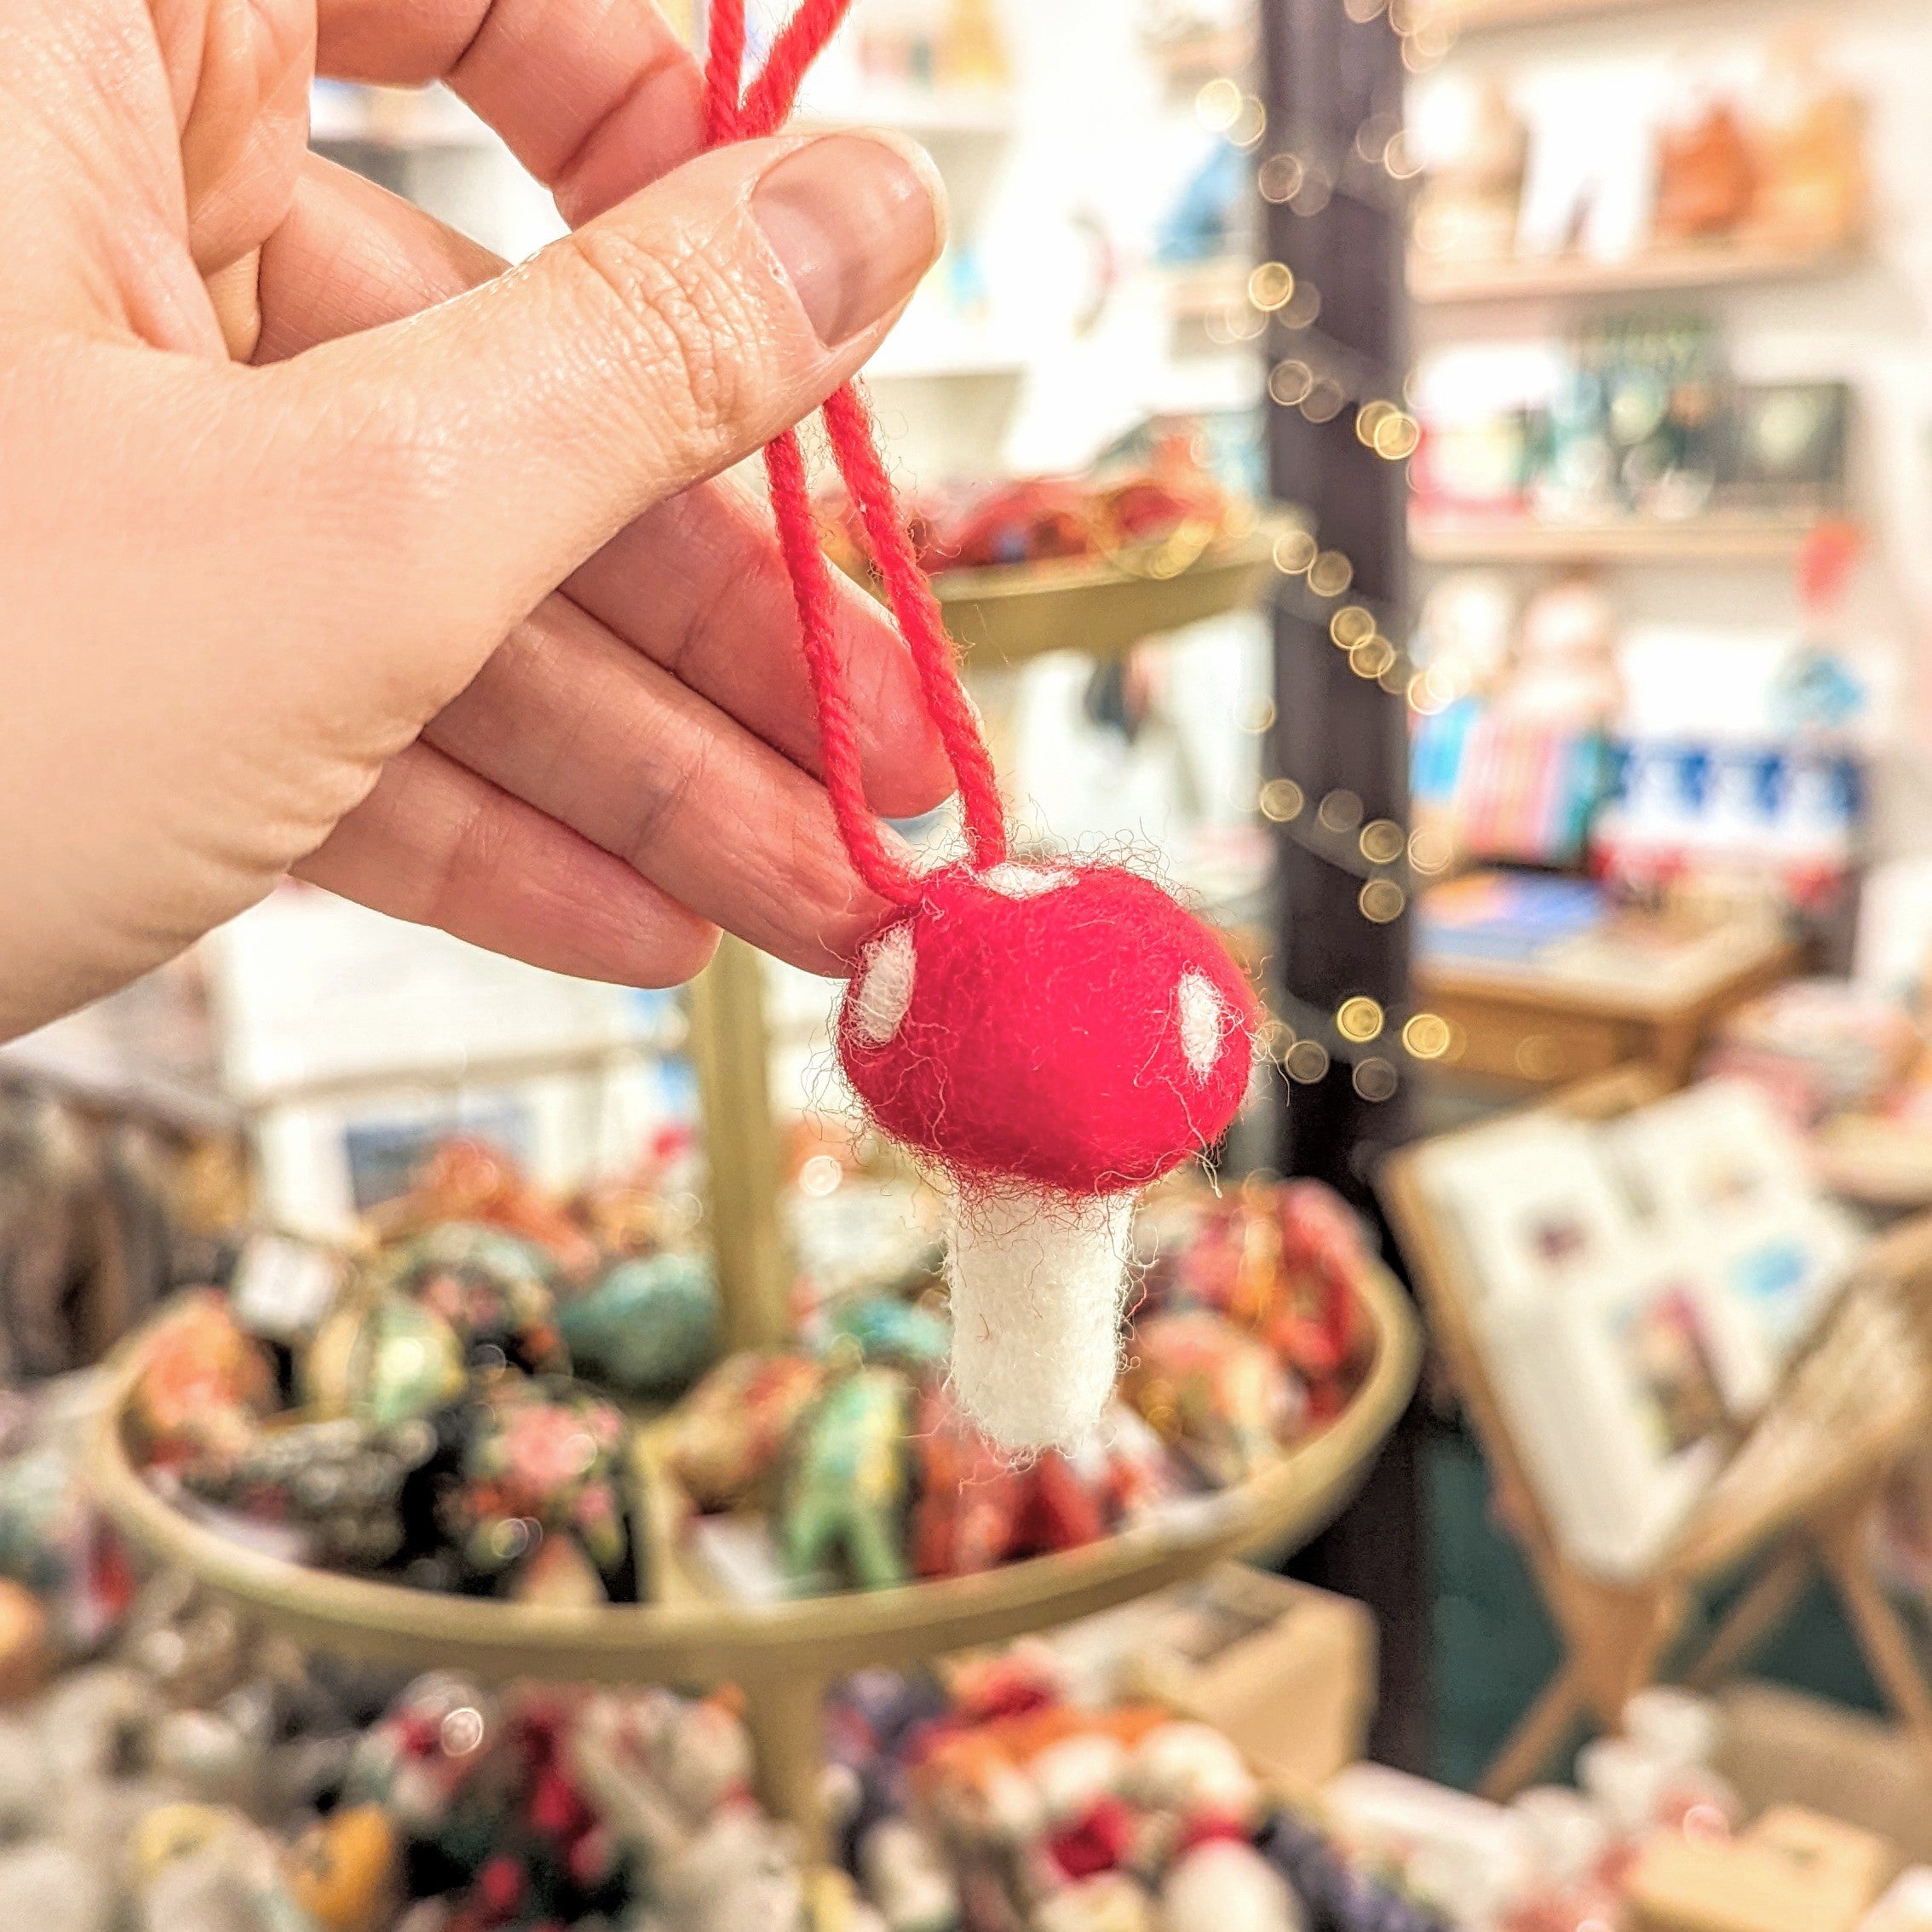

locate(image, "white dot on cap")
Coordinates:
853 923 917 1044
1177 971 1229 1077
977 864 1075 900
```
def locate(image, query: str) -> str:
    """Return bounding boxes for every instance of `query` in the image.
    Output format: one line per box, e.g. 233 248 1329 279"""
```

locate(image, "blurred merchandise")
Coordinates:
858 0 1013 90
1411 82 1528 264
1653 101 1757 245
1411 49 1866 274
1410 575 1619 869
102 1136 1383 1607
1400 1079 1860 1575
819 1638 1443 1932
1157 139 1251 266
659 1173 1382 1600
0 1606 812 1932
112 1141 738 1607
821 434 1237 582
1593 739 1863 913
1412 325 1849 532
1411 527 1877 937
1702 980 1921 1128
209 888 686 1239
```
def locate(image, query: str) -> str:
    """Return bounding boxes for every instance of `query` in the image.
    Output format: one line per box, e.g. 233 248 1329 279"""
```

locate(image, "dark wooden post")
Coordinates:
1260 0 1430 1773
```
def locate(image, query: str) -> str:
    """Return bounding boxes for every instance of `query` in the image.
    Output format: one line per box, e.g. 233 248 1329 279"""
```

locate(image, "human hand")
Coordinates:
0 0 950 1041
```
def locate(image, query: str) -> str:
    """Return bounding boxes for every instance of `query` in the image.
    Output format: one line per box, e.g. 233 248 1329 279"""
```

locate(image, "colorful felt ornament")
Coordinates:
556 1251 721 1397
666 1349 825 1512
433 1378 641 1601
382 1222 568 1379
699 0 1259 1456
780 1366 912 1591
1119 1311 1300 1486
1160 1838 1305 1932
126 1292 279 1472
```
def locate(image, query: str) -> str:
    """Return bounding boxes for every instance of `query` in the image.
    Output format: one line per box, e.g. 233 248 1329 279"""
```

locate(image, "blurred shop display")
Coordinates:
5 1469 1932 1932
0 1597 815 1932
1697 860 1932 1209
1411 874 1791 1090
819 433 1239 581
207 886 689 1239
106 1155 1383 1607
1410 40 1866 287
1393 1078 1866 1578
1410 324 1851 542
1384 1072 1932 1803
1408 531 1870 912
0 959 247 1378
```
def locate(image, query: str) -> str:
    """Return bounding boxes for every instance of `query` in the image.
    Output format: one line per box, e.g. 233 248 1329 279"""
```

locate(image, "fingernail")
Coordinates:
754 134 943 347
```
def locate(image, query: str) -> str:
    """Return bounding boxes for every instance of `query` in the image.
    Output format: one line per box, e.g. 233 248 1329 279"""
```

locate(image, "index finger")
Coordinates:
315 0 705 224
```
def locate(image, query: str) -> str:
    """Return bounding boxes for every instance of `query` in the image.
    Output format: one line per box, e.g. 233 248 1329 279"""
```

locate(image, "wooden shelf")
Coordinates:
933 516 1290 665
1421 0 1689 33
1410 238 1860 305
793 83 1016 139
1149 26 1256 83
1161 257 1254 323
1409 511 1824 566
308 83 495 152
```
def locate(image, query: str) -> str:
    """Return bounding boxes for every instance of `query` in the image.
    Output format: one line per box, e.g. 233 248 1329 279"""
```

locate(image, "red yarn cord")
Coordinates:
700 0 1009 893
739 0 852 136
765 429 918 899
822 385 1009 865
702 0 746 143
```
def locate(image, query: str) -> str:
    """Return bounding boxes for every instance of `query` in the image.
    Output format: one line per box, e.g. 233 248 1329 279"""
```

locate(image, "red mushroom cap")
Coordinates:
836 862 1259 1193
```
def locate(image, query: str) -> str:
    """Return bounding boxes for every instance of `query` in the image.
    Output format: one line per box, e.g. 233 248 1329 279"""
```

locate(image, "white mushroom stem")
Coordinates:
945 1185 1136 1455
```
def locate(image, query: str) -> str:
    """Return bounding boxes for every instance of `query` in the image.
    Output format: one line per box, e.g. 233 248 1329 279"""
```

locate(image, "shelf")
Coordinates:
87 1263 1418 1688
1420 0 1690 32
865 342 1029 381
933 516 1290 665
1409 510 1824 566
793 83 1015 138
1410 238 1860 305
1148 26 1256 83
1162 257 1253 323
308 83 496 152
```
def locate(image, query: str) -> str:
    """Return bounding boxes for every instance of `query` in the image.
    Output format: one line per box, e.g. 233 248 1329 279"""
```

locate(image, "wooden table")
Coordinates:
1414 916 1796 1091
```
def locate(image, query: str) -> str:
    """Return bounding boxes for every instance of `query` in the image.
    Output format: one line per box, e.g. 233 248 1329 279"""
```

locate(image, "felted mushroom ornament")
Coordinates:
837 863 1257 1450
702 0 1261 1453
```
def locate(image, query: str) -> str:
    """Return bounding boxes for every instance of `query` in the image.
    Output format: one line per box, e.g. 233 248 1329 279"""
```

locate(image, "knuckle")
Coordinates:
562 227 762 457
617 730 711 867
428 792 511 926
279 372 454 551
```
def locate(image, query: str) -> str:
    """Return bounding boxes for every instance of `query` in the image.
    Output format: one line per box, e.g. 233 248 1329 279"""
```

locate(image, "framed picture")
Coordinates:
1723 382 1850 510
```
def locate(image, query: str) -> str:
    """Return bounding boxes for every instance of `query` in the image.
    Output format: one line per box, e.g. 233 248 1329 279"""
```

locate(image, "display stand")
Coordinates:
1381 1068 1932 1799
687 934 791 1353
930 517 1289 668
89 1263 1417 1856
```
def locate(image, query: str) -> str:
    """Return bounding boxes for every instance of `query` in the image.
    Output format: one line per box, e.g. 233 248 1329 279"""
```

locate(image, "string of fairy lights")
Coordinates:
1187 0 1473 1098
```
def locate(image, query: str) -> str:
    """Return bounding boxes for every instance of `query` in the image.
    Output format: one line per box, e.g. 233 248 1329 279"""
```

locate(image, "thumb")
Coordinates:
266 129 942 668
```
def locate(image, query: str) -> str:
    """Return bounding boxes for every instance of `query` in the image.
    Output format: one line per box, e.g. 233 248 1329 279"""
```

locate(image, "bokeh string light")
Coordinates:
1184 0 1447 1099
1257 986 1467 1098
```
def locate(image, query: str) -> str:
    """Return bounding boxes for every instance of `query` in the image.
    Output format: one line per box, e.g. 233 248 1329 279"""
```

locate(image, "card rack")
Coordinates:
1381 1067 1932 1799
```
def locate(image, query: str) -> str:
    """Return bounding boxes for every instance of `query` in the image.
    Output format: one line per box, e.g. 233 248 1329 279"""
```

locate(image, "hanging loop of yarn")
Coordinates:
702 0 1008 901
703 0 1261 1452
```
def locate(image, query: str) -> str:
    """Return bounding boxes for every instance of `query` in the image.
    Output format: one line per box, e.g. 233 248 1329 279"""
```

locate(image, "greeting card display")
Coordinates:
1412 1080 1866 1577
